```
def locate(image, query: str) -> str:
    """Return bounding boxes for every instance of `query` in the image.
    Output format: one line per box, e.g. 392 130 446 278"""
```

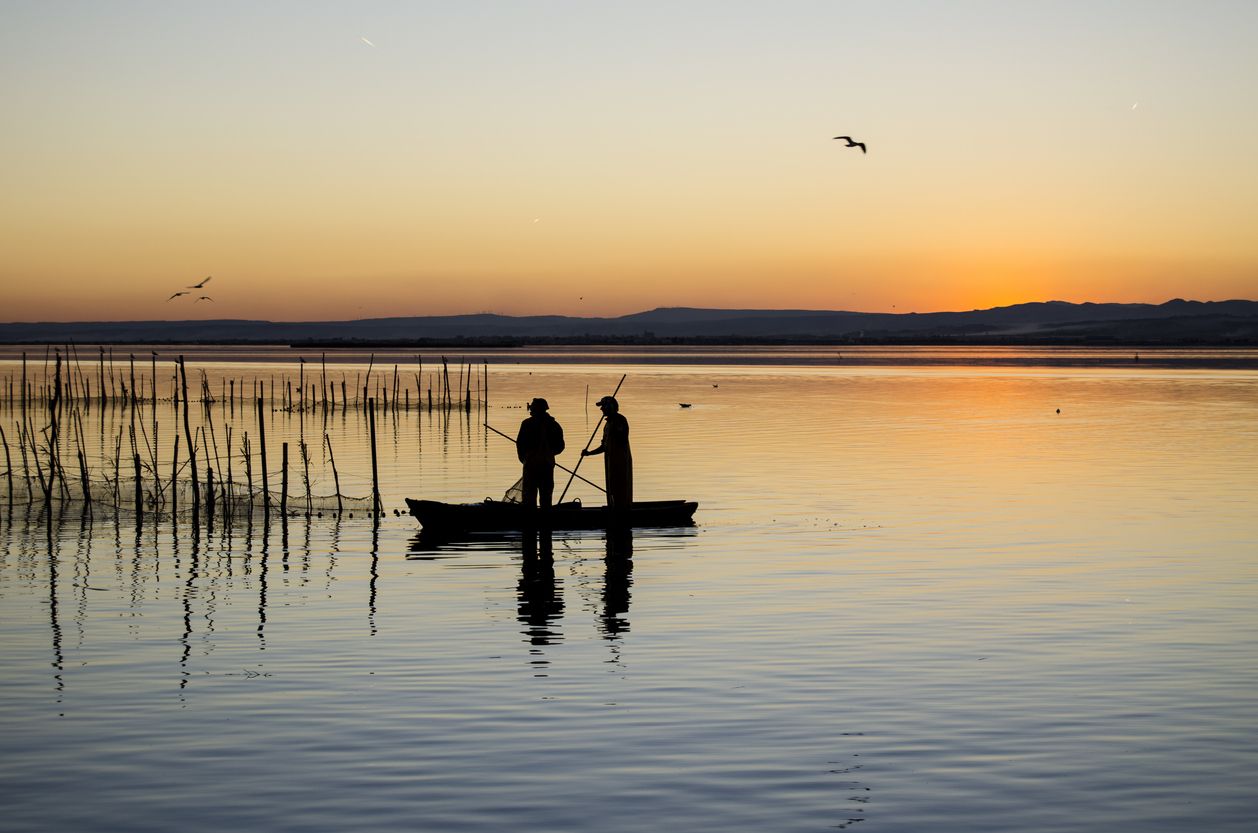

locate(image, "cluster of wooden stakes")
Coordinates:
0 348 491 532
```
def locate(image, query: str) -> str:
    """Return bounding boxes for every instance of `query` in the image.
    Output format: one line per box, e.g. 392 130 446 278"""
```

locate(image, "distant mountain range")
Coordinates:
2 299 1257 345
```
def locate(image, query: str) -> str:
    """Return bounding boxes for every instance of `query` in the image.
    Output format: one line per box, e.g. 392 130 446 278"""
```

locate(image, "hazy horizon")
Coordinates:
4 295 1256 326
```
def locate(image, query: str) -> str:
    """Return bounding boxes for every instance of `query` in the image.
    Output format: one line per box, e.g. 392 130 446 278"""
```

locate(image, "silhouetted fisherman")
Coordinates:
582 396 633 508
516 397 565 509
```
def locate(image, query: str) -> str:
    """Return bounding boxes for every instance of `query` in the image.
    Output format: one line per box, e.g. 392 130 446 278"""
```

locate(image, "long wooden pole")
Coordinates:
485 424 605 493
558 374 626 503
257 397 269 519
280 443 288 518
368 400 381 518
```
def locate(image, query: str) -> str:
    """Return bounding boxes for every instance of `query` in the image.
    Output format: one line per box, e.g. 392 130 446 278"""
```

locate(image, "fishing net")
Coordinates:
0 471 376 519
502 477 524 504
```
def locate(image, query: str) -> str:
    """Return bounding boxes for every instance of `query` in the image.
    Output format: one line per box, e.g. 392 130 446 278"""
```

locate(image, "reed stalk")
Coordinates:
0 423 13 514
74 411 91 510
179 357 199 525
324 433 343 514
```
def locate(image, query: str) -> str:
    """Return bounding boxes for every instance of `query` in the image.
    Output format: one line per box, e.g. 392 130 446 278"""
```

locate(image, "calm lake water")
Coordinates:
2 347 1256 832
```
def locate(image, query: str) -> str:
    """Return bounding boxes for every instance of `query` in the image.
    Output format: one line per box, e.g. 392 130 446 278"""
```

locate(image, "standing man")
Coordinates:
581 395 633 508
516 397 565 509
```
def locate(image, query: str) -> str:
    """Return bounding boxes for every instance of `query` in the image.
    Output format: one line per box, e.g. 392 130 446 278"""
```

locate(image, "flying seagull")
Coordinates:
167 291 190 301
833 135 866 153
188 275 212 289
195 296 213 303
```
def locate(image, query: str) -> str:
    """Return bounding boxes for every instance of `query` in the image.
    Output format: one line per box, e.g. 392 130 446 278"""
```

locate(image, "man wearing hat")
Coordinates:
581 396 633 508
516 397 566 509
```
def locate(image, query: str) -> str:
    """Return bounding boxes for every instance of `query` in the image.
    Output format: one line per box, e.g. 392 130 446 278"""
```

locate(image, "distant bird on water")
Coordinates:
833 135 866 153
188 275 212 289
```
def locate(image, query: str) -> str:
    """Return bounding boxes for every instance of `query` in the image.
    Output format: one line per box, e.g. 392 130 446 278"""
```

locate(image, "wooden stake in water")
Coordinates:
301 440 312 516
242 433 253 512
280 442 288 518
368 400 381 518
171 434 179 518
324 433 343 514
206 464 215 525
464 359 472 413
98 347 106 408
75 413 92 511
179 357 199 524
133 453 143 525
0 423 13 516
257 397 270 518
225 426 233 525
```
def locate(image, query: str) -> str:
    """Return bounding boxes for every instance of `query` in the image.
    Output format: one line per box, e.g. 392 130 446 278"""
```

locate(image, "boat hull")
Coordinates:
405 498 697 533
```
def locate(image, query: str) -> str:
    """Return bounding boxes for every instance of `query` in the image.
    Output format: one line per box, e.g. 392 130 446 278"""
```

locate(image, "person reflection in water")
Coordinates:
581 396 633 508
519 531 563 661
600 529 633 640
516 397 565 509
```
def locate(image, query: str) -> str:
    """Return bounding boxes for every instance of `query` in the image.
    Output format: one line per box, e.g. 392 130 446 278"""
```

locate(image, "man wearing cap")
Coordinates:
516 397 566 509
581 396 633 508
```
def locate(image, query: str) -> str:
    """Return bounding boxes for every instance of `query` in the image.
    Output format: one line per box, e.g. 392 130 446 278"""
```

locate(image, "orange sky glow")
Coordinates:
2 2 1255 322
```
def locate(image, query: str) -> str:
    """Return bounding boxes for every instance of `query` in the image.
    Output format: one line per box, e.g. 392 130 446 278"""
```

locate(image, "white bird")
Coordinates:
360 36 375 47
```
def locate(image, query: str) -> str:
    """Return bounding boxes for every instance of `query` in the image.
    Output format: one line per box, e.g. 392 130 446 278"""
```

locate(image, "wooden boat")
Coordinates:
405 497 698 534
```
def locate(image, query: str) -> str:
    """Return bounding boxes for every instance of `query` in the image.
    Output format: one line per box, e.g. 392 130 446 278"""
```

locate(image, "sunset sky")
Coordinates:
2 1 1256 322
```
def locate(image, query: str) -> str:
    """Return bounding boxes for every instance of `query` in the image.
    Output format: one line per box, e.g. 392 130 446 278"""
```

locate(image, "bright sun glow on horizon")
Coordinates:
1 2 1256 322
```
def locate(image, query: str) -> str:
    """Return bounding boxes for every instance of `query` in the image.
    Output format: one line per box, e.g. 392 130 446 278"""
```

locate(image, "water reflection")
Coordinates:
517 530 563 673
407 526 651 663
45 513 65 705
600 529 633 641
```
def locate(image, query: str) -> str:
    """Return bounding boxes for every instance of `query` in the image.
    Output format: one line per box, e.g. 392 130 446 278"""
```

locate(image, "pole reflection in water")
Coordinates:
368 522 379 637
517 530 563 674
257 516 270 649
45 511 65 707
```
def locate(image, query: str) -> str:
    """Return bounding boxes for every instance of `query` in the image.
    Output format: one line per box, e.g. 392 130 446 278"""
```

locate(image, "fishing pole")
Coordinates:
484 423 605 493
